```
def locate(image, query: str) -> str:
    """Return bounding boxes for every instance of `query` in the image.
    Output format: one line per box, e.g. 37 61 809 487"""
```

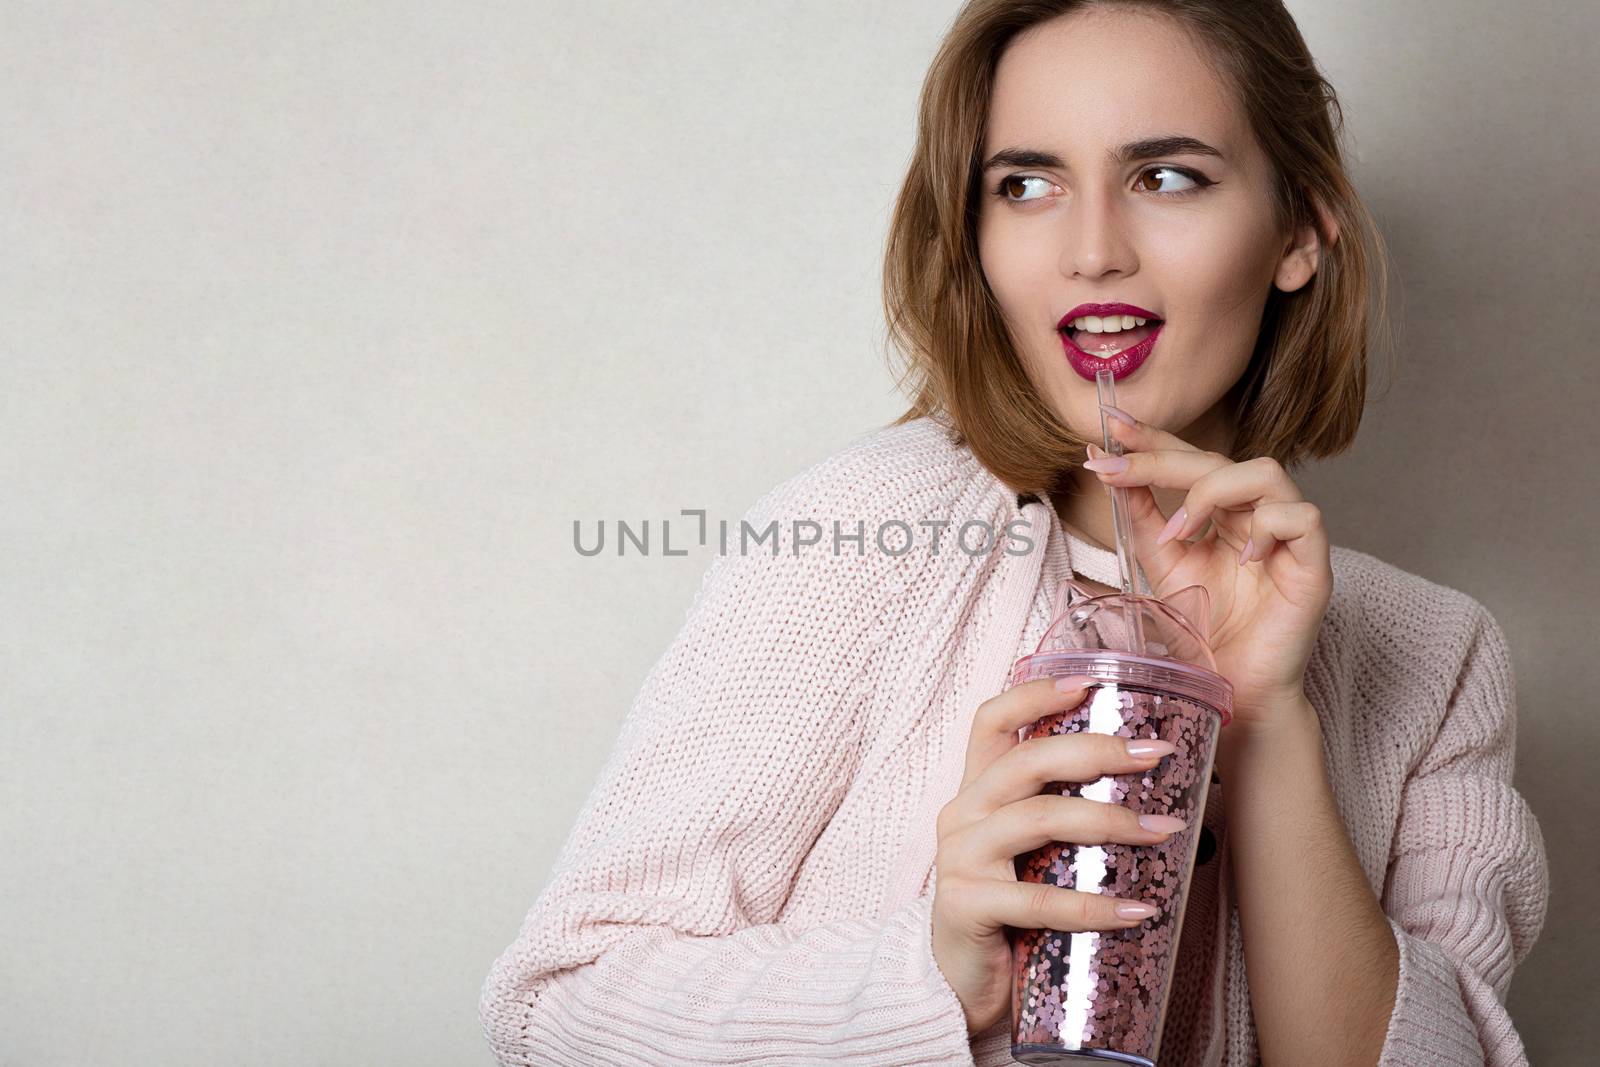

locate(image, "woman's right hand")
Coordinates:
930 675 1183 1037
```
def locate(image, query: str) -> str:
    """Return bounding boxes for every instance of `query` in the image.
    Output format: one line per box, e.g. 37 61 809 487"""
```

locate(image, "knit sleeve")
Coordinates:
1376 600 1549 1066
478 462 977 1065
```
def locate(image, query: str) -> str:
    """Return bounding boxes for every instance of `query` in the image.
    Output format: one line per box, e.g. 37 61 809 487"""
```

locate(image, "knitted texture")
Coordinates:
480 416 1548 1066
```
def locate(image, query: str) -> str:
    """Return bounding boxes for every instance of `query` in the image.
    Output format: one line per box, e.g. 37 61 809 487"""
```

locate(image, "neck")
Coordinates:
1050 402 1239 552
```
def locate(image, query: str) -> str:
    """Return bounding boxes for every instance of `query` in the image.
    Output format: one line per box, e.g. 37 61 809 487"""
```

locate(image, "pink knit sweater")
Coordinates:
481 416 1548 1065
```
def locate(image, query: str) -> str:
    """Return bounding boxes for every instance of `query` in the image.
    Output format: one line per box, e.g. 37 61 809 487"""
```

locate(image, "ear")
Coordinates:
1273 191 1339 294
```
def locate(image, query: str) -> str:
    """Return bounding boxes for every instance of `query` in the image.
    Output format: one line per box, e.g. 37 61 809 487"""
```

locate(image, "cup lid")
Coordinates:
1013 578 1234 719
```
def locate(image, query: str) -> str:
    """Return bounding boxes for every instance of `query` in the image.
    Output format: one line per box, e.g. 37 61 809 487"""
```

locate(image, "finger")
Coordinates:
1237 500 1330 574
942 793 1184 872
1108 479 1189 591
948 729 1175 833
959 676 1095 793
1083 444 1233 584
1098 403 1206 456
941 873 1161 936
1156 456 1306 550
1084 444 1231 494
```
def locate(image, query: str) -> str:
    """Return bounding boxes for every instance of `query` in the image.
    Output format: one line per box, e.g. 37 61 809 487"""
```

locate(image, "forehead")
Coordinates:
985 8 1244 154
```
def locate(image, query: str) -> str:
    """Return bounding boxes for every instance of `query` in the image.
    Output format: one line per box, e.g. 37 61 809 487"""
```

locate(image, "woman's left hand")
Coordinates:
1082 407 1333 731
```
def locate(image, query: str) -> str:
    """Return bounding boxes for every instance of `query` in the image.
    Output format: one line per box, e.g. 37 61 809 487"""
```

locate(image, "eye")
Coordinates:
1134 166 1211 195
992 174 1054 203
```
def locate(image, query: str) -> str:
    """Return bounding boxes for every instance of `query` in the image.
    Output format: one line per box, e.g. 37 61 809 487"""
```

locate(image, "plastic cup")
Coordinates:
1005 581 1232 1066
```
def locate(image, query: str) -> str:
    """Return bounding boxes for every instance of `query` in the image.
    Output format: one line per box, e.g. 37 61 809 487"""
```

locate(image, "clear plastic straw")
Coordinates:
1095 368 1147 654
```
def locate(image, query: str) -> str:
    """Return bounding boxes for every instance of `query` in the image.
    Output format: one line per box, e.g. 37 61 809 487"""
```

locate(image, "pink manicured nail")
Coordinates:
1099 403 1138 429
1054 674 1095 692
1138 813 1187 833
1125 738 1176 759
1083 454 1129 473
1155 506 1188 546
1237 537 1255 565
1115 901 1158 920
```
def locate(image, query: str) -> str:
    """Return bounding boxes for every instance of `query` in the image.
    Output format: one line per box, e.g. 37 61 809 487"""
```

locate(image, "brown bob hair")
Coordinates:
881 0 1396 498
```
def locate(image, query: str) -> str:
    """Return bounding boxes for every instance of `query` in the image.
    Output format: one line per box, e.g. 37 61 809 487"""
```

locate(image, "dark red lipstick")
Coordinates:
1057 302 1164 382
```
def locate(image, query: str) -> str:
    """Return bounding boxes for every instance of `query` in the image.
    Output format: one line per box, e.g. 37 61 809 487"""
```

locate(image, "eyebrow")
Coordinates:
981 135 1224 172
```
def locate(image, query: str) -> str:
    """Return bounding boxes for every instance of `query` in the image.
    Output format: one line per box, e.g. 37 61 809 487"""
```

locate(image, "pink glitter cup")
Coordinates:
1006 578 1232 1066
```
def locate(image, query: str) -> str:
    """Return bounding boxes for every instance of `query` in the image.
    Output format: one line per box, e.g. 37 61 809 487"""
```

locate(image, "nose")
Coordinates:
1058 184 1138 280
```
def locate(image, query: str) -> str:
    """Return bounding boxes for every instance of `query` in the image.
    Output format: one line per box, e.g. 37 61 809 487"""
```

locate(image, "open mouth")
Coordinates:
1060 313 1164 358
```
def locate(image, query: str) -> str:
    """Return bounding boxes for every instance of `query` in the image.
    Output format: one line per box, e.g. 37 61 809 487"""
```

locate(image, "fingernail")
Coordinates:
1138 813 1188 833
1125 738 1176 759
1054 674 1095 692
1237 537 1255 566
1099 403 1138 429
1116 901 1158 919
1154 506 1187 546
1083 454 1129 473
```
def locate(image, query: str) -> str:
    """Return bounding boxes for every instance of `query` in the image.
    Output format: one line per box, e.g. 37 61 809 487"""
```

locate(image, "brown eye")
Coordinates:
1135 166 1203 195
994 175 1050 203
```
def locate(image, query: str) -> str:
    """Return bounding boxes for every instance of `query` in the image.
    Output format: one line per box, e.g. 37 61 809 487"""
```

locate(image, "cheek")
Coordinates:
978 217 1038 299
978 225 1058 345
1158 222 1267 302
1147 213 1280 326
1134 214 1277 411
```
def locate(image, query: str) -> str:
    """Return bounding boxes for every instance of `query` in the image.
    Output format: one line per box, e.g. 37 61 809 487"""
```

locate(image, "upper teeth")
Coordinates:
1069 315 1149 333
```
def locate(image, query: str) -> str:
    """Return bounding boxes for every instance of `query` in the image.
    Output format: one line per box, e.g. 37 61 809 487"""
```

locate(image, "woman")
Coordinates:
482 2 1548 1064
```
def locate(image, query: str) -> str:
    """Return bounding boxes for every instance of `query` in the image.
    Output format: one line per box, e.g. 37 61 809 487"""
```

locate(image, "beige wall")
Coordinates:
2 2 1592 1063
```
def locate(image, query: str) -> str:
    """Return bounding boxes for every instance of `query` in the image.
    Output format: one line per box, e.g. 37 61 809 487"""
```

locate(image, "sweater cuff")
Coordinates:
494 891 979 1065
906 892 981 1066
1376 916 1527 1067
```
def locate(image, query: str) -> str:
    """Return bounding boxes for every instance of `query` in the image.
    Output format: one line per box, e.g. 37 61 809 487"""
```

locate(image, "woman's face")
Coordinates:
975 6 1320 446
